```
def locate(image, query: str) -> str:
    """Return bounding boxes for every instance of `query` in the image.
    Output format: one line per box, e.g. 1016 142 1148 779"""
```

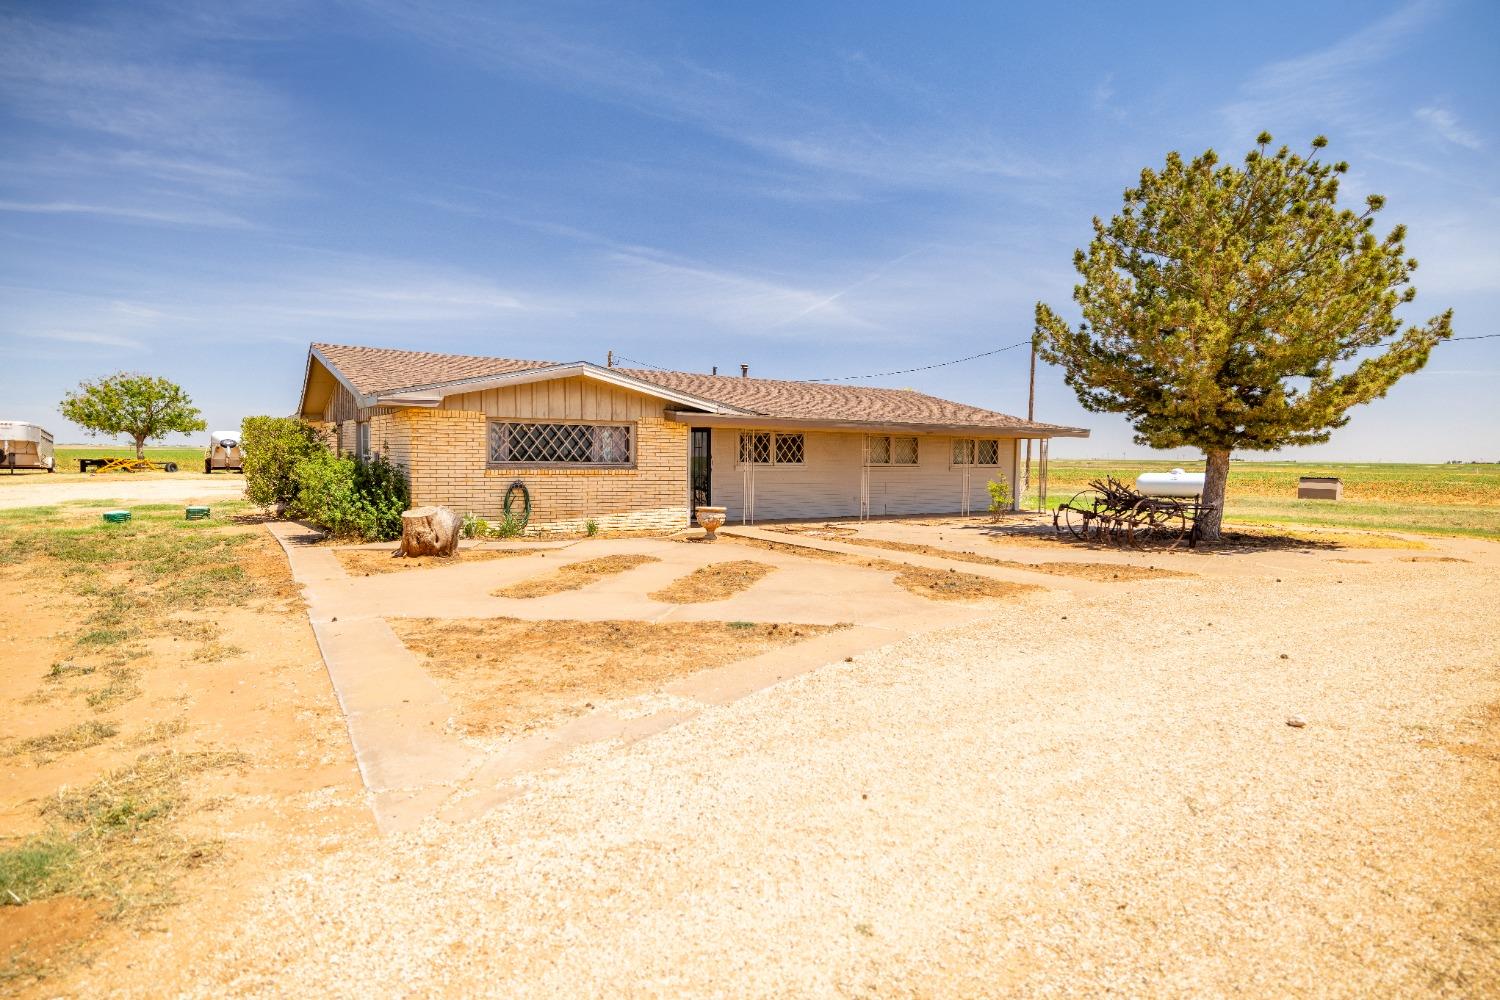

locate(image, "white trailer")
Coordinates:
205 429 245 473
0 421 56 472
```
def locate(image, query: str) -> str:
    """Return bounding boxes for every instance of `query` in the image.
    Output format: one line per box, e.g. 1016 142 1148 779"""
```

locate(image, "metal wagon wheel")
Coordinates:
1126 501 1173 548
1055 492 1100 540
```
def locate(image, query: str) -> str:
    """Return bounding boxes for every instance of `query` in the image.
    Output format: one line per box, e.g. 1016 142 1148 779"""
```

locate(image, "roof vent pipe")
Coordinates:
740 364 749 378
712 366 718 376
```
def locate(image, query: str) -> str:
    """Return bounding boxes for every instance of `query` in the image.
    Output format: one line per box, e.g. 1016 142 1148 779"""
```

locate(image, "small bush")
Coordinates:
291 452 410 541
241 417 327 511
986 476 1012 517
585 518 600 537
461 512 489 539
493 512 526 539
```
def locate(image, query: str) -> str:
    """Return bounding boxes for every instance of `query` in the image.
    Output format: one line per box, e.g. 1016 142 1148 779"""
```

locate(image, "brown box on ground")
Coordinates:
1298 476 1343 500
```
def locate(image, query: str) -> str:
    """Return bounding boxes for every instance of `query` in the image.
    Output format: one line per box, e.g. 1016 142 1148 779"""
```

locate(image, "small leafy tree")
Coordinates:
1035 133 1452 540
986 477 1011 518
241 417 327 511
59 372 206 458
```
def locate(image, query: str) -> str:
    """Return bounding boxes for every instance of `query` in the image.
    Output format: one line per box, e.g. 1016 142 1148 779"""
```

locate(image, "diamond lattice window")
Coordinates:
774 433 804 465
866 435 918 466
951 438 1000 466
489 422 632 465
739 431 802 466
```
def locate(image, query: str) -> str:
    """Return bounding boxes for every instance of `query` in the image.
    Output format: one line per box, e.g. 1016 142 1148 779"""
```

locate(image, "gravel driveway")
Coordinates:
67 540 1500 998
0 474 243 509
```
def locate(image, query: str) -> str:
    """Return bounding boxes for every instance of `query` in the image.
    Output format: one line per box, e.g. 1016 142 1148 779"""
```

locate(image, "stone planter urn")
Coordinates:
695 506 728 541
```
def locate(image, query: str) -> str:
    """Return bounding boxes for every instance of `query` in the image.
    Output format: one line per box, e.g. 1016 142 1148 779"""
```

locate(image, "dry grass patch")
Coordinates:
334 548 527 576
494 554 659 599
3 721 118 763
727 535 1041 602
890 566 1038 601
392 617 841 737
0 750 244 932
649 561 775 603
798 531 1183 582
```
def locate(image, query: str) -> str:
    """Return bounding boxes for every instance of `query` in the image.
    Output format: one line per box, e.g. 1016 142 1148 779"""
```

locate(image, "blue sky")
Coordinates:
2 0 1496 460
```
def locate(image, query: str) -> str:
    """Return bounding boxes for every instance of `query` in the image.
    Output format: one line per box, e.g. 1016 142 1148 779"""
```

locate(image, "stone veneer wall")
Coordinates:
385 408 689 532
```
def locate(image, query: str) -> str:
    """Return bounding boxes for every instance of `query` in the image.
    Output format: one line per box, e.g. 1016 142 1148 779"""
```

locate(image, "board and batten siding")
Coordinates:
708 429 1018 522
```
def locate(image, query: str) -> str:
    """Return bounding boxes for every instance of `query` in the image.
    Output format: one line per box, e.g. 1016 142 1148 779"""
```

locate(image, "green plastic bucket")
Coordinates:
102 510 131 523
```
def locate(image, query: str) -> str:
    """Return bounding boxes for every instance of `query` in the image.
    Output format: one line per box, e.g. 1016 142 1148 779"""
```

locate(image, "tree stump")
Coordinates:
400 506 462 557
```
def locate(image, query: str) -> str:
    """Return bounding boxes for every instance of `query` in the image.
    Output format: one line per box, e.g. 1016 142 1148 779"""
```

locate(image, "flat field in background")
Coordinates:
1031 459 1500 541
56 445 204 466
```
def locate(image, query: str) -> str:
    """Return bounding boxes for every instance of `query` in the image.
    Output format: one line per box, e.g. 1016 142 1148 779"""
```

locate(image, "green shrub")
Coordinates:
461 512 490 539
291 453 410 541
585 518 600 537
241 417 327 510
986 476 1012 517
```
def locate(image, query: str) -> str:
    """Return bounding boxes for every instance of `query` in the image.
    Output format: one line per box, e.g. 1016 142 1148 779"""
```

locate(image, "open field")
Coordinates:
1031 459 1500 540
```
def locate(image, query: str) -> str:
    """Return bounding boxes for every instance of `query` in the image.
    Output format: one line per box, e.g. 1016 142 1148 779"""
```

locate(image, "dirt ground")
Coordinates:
0 505 368 992
12 502 1499 997
53 524 1494 998
391 617 842 738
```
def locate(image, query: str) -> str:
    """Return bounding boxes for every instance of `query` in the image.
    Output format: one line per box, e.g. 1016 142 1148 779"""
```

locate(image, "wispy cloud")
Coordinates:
0 199 252 228
14 329 146 350
348 0 1052 192
1414 105 1482 149
0 6 297 228
1221 0 1438 137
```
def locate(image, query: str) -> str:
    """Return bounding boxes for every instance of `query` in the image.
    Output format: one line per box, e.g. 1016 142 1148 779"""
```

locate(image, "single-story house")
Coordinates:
296 343 1088 531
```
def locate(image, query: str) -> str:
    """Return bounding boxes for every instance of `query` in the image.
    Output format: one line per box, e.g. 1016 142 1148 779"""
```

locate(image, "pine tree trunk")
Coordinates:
1197 449 1232 541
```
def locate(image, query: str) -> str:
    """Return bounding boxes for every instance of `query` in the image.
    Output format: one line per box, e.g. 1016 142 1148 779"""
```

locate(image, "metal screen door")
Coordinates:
690 428 712 520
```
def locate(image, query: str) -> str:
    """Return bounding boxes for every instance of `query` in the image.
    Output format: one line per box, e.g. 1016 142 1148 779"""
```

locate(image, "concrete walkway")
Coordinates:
268 523 1065 833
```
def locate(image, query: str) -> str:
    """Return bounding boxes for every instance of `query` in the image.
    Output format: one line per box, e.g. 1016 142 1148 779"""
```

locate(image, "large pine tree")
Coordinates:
1035 133 1452 540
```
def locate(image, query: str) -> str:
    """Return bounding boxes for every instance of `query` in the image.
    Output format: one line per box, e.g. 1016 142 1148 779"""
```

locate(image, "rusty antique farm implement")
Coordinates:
1053 475 1216 548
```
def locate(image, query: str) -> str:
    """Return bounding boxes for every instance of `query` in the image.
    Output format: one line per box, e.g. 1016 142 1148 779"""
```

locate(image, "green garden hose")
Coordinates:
503 481 531 528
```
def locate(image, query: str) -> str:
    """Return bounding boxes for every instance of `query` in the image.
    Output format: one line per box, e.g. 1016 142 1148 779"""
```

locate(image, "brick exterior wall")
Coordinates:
388 408 690 532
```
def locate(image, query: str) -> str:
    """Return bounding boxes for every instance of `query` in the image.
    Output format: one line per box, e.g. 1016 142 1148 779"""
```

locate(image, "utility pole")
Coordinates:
607 350 614 368
1024 334 1036 496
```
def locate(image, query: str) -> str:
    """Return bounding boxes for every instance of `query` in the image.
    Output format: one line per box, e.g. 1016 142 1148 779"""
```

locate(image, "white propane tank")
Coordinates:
1135 468 1206 498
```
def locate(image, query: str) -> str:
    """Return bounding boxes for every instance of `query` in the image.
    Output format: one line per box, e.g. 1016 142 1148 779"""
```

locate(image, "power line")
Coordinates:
614 354 671 371
614 332 1496 385
806 340 1032 382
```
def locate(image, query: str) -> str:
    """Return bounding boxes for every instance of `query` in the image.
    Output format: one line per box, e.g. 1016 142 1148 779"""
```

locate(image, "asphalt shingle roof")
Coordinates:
310 343 1084 435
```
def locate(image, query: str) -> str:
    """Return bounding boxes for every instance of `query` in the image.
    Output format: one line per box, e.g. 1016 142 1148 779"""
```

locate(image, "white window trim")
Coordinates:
486 419 636 469
736 430 806 468
949 436 1004 469
864 433 919 467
